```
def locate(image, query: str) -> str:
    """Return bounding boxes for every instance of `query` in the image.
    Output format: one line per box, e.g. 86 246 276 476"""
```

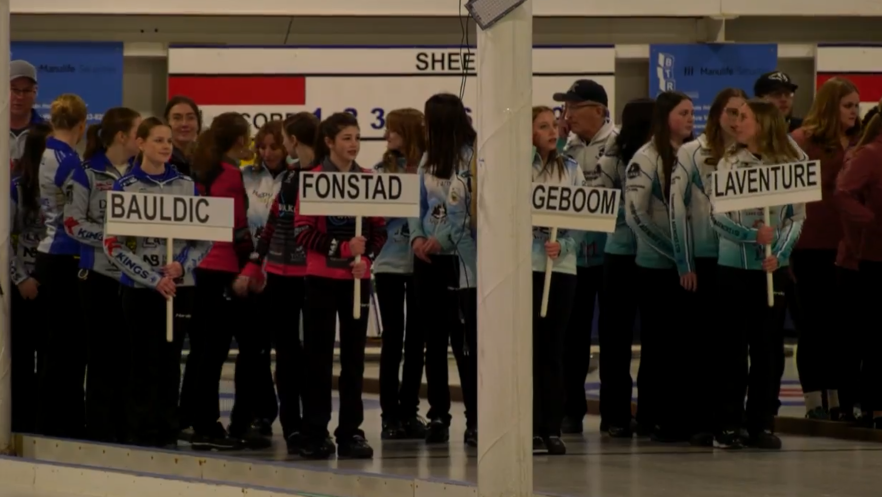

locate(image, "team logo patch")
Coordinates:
626 163 641 179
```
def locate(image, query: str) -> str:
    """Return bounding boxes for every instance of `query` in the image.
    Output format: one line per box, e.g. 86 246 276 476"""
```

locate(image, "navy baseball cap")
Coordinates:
553 79 608 107
754 71 798 97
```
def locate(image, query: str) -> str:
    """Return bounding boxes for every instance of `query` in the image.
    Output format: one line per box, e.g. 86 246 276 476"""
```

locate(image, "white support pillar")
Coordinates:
0 0 13 454
475 2 533 496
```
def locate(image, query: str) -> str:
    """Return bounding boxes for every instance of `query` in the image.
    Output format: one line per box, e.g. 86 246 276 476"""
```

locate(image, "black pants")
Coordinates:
533 271 577 436
34 252 86 439
414 255 477 427
634 266 681 433
180 269 242 434
837 267 864 411
121 285 190 445
715 266 787 433
679 258 718 434
597 254 639 428
267 274 305 438
857 261 882 412
375 272 424 422
79 271 127 442
230 291 278 430
792 249 839 395
10 283 43 434
302 276 370 441
562 265 602 420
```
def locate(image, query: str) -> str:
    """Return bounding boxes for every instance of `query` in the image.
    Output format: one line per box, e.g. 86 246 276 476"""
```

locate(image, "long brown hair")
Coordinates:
652 91 692 197
84 107 141 160
255 120 283 164
730 99 801 163
382 108 425 172
532 106 567 179
856 98 882 150
191 112 250 182
801 77 861 150
705 88 748 161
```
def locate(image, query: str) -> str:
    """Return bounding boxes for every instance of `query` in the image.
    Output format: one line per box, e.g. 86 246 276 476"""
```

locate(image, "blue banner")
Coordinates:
10 42 124 125
649 44 778 133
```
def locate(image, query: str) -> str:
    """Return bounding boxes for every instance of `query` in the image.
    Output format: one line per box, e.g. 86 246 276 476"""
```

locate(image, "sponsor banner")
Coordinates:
11 42 124 125
168 45 616 162
816 44 882 117
649 44 777 133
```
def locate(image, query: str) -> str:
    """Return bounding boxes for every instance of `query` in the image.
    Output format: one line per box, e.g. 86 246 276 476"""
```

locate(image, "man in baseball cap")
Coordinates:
754 71 802 131
552 78 616 435
9 60 44 163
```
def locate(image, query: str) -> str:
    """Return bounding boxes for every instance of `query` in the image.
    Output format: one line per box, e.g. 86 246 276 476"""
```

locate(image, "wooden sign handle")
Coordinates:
540 228 558 318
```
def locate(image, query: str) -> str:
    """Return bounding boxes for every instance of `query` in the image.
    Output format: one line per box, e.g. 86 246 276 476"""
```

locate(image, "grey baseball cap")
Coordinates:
10 60 37 83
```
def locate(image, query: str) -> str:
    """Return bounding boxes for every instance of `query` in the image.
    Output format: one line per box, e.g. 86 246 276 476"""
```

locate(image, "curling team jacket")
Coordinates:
196 160 253 273
243 161 316 279
103 165 212 289
64 150 133 280
408 146 477 289
624 140 677 270
669 134 720 276
588 133 637 256
9 177 46 285
38 137 81 256
531 152 581 275
294 159 387 280
562 121 616 267
373 157 416 275
711 147 807 271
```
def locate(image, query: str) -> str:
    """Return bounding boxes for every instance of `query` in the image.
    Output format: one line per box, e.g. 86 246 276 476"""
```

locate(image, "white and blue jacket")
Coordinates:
531 152 581 275
374 158 415 274
241 162 285 242
408 146 477 289
670 134 720 276
563 121 617 267
37 137 81 255
711 147 807 271
624 141 676 270
588 133 637 256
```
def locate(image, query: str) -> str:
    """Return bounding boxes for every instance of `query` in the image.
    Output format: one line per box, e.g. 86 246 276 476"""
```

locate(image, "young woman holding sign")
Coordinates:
35 94 89 438
530 106 581 455
182 112 256 451
9 122 52 434
589 98 653 437
409 93 478 447
624 91 693 442
669 88 747 444
373 108 429 441
65 107 142 443
710 100 807 449
242 112 320 454
836 104 882 429
295 112 387 459
104 117 212 447
790 77 861 421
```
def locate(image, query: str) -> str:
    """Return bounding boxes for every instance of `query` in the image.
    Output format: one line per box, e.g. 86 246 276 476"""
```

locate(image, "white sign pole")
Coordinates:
763 207 774 307
166 238 174 342
539 227 557 317
353 216 363 319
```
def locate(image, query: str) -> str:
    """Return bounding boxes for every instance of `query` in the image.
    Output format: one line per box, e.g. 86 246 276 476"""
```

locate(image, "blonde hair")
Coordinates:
50 94 88 130
730 99 801 163
532 105 567 179
801 77 861 149
382 108 425 173
856 98 882 150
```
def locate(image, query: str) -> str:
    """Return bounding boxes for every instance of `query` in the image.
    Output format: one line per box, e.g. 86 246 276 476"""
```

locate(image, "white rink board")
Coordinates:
168 45 616 162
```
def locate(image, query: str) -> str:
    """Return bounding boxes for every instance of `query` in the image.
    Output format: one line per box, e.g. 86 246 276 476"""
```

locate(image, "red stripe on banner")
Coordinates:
816 73 882 102
167 76 306 106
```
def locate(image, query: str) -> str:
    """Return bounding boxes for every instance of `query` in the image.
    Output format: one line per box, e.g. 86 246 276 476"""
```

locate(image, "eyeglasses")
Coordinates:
767 91 794 100
10 88 36 97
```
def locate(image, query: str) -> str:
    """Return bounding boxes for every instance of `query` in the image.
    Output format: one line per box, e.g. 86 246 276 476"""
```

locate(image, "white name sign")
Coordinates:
531 183 620 233
105 191 234 241
298 171 420 217
711 160 822 213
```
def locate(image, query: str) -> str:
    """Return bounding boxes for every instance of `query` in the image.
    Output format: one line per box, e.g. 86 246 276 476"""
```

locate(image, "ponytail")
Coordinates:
313 125 331 165
83 107 141 160
83 124 103 160
191 112 251 184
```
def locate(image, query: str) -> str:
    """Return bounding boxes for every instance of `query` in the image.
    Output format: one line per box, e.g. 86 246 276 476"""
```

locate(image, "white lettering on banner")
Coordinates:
104 191 234 241
298 172 420 218
710 160 822 213
531 184 620 233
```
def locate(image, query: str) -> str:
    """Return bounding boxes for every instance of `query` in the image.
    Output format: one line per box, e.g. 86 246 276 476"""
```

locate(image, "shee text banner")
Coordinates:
531 184 620 233
105 191 234 241
167 45 616 161
710 160 821 213
298 172 420 218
